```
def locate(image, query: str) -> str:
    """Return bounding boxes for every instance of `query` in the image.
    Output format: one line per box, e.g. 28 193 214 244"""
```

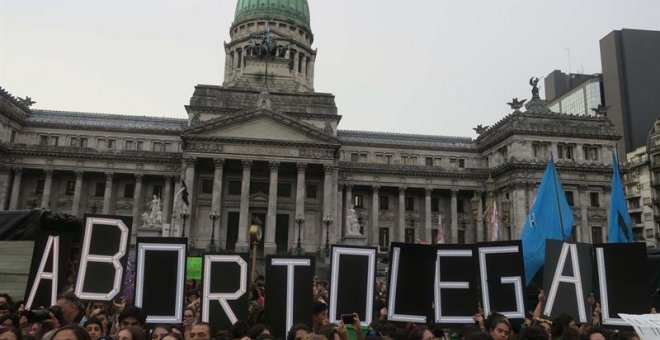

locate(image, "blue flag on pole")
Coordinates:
608 152 633 243
521 157 574 284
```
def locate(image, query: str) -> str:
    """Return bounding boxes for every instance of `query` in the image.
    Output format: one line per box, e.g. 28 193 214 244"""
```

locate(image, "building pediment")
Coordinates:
184 108 339 146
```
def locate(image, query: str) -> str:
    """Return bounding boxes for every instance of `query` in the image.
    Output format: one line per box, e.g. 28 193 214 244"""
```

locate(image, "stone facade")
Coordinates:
648 119 660 248
0 1 623 254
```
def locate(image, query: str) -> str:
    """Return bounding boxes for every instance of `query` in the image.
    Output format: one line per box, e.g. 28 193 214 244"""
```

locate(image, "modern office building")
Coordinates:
600 29 660 156
0 0 623 254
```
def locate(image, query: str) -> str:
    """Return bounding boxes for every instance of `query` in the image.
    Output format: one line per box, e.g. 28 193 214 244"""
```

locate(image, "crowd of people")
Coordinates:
0 278 645 340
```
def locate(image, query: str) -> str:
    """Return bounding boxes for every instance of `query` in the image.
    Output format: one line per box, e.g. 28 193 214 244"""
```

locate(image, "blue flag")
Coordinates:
608 153 633 243
521 158 574 284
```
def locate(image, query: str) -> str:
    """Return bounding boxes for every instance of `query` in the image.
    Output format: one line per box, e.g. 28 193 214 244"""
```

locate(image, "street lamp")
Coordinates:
209 210 220 253
295 215 305 255
323 215 333 257
180 209 190 238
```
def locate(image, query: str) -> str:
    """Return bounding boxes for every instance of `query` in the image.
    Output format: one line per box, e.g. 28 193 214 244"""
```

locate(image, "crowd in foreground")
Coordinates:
0 277 647 340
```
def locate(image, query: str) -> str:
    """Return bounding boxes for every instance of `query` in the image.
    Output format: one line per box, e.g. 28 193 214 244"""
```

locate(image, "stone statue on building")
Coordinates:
591 104 611 116
346 207 362 236
140 195 163 228
529 77 540 99
507 98 527 110
17 96 36 107
473 124 489 135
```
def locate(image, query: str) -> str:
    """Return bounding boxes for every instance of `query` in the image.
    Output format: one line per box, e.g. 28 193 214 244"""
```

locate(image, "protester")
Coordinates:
550 314 577 340
118 306 147 330
161 333 184 340
0 305 11 319
311 302 329 334
486 316 510 340
88 309 110 337
52 325 92 340
530 319 551 340
190 322 212 340
83 318 104 340
405 325 433 340
287 323 311 340
183 307 197 338
585 327 610 340
0 314 19 329
0 328 22 340
231 320 249 340
245 324 272 339
518 326 546 340
150 325 169 340
57 294 87 327
117 326 146 340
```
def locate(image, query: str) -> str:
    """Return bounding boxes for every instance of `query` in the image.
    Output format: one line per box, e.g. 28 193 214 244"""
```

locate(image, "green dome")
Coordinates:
234 0 310 31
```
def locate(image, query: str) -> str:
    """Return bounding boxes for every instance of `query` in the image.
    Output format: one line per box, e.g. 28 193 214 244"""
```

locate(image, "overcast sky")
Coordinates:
1 1 659 138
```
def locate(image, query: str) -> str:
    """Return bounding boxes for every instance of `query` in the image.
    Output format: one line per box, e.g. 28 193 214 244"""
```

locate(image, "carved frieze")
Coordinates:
300 148 333 159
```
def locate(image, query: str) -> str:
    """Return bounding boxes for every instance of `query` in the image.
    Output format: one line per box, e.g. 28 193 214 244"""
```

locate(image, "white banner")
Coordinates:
619 314 660 340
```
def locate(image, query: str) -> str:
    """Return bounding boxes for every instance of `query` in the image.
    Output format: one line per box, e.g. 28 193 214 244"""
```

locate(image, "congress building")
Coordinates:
0 0 621 255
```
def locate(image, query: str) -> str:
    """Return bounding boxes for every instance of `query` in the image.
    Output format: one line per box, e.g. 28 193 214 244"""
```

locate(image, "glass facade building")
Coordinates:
548 79 603 116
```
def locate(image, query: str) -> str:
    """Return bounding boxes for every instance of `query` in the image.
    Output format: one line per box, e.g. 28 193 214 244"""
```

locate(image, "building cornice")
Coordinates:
8 144 181 164
490 159 614 177
477 112 620 150
183 136 340 150
338 162 489 180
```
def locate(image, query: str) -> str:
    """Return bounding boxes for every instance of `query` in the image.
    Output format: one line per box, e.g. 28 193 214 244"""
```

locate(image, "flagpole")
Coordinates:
550 155 567 240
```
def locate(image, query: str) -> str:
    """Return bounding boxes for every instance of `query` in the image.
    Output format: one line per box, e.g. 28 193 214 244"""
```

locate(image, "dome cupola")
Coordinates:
234 0 311 33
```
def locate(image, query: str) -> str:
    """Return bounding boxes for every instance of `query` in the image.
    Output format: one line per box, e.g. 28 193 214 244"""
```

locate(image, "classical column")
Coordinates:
71 171 84 217
236 160 252 252
162 176 173 224
131 174 144 233
323 165 334 220
450 189 459 244
41 169 54 209
511 186 527 239
0 167 11 211
475 192 484 242
308 59 315 87
183 158 196 242
265 162 279 255
398 187 406 242
102 172 113 215
344 184 353 236
9 168 22 210
301 57 307 77
210 159 224 245
293 52 300 75
371 185 380 247
295 163 306 219
424 188 432 243
322 165 334 248
578 186 588 242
